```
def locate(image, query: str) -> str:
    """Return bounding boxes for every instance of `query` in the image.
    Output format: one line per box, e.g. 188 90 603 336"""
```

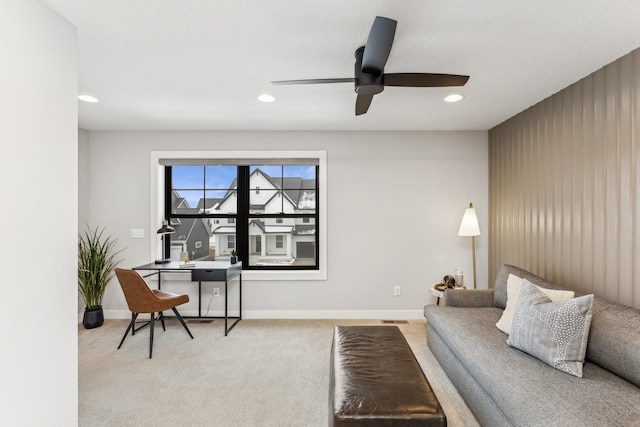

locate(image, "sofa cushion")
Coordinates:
496 275 575 335
506 281 593 377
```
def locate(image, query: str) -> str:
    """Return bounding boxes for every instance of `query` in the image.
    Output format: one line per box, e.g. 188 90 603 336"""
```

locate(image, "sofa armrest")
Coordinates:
444 289 495 307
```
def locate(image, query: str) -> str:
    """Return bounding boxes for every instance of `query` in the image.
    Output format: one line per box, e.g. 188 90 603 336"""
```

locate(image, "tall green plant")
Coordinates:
78 226 124 310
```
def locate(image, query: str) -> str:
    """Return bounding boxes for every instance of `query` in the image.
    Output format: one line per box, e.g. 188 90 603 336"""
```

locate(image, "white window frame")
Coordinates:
150 150 327 281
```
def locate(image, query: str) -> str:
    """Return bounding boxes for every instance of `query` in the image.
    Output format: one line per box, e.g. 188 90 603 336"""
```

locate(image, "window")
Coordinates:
161 158 321 272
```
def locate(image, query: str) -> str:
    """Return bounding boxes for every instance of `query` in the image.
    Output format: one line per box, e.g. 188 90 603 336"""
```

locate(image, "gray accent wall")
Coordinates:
489 48 640 309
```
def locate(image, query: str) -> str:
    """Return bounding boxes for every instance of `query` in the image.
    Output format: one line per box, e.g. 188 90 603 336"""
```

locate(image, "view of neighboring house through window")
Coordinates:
165 162 318 270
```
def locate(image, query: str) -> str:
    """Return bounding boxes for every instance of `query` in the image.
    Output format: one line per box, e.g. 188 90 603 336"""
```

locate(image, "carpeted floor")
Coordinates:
79 318 479 426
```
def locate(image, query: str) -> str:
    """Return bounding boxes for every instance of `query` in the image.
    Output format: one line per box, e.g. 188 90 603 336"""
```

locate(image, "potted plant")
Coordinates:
230 249 238 264
78 226 124 329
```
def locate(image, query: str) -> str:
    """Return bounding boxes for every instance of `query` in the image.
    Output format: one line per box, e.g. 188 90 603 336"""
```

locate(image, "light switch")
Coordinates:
131 228 145 239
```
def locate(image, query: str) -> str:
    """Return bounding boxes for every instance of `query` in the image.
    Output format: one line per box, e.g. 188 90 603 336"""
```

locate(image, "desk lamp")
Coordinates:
155 219 175 264
457 202 480 289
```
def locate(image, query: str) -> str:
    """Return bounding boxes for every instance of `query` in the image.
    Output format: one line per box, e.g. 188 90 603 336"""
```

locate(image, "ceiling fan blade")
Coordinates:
272 78 354 85
361 16 397 75
355 94 374 116
383 73 469 87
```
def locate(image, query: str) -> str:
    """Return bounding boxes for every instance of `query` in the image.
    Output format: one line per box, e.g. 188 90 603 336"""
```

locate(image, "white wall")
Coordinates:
79 128 91 315
84 130 488 319
79 129 90 225
0 0 78 425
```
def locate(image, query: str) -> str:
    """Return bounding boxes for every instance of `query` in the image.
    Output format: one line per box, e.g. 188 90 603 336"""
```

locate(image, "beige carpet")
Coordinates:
79 318 479 426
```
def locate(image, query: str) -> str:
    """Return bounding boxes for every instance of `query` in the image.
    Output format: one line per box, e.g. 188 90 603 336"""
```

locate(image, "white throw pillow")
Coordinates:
496 275 575 335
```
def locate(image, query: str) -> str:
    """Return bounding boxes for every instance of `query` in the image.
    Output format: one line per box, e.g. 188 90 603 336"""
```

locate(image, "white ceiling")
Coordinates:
41 0 640 131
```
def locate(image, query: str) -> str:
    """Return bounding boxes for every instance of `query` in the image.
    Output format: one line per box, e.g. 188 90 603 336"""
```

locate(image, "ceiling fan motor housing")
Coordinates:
354 46 384 95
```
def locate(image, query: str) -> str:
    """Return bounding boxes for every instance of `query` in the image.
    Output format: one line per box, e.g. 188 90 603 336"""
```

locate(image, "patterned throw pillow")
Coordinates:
507 281 594 377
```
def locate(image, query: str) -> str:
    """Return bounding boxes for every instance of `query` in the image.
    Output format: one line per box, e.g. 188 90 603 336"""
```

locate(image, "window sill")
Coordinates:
241 269 327 281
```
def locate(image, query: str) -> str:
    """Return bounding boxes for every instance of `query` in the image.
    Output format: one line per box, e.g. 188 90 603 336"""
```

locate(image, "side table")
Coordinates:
429 285 467 306
429 286 445 306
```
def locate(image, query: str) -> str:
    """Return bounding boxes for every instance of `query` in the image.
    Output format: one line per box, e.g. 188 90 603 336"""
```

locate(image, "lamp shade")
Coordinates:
457 203 480 237
156 219 175 235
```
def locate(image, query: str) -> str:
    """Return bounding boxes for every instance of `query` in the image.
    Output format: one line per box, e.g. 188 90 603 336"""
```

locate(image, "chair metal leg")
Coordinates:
149 312 155 359
118 312 138 349
118 309 191 358
159 311 166 331
172 307 194 339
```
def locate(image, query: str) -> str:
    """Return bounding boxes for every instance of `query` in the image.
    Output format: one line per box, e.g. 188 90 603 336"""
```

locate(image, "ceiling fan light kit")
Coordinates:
78 94 99 103
272 16 469 116
445 94 464 103
258 94 276 103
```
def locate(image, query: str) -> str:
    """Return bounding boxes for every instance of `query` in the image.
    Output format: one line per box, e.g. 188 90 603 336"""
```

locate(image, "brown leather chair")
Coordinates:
115 268 194 358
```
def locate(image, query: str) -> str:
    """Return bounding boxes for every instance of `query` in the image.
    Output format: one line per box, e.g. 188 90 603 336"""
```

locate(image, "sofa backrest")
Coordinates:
494 264 640 388
587 297 640 388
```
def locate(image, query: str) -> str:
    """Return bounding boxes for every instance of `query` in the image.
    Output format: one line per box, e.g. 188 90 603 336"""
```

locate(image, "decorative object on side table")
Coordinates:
454 268 464 287
457 202 480 289
78 225 124 329
431 276 454 305
230 250 238 264
434 275 456 291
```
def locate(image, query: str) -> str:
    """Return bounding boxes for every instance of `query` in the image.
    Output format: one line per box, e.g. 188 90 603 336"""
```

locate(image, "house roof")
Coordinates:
247 219 295 234
197 198 222 210
217 168 315 211
170 192 211 241
293 225 316 236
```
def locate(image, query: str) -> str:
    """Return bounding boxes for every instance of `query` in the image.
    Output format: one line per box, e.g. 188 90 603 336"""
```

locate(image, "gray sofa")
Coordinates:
423 264 640 427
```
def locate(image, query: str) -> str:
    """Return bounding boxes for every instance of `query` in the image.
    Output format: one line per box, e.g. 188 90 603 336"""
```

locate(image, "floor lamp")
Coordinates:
155 219 175 264
457 203 480 289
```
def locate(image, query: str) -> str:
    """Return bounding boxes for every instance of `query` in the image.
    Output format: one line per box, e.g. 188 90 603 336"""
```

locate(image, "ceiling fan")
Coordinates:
272 16 469 116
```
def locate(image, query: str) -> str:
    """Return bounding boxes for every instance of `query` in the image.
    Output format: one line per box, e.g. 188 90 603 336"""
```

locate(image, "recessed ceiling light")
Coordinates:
444 94 464 103
258 94 275 103
78 94 99 103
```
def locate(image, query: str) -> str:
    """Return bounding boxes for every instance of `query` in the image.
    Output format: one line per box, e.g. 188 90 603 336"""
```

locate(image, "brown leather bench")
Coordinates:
329 325 446 427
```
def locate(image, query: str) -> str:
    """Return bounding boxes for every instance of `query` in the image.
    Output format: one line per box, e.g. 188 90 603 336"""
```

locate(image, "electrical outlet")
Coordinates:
213 287 220 297
130 228 145 239
394 286 401 296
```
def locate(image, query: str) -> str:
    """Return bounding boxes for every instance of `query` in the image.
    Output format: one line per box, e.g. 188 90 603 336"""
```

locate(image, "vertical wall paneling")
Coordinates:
489 48 639 309
634 51 640 309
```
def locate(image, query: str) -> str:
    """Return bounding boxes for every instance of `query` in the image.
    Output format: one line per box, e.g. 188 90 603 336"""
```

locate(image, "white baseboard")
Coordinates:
101 309 425 320
242 310 425 319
